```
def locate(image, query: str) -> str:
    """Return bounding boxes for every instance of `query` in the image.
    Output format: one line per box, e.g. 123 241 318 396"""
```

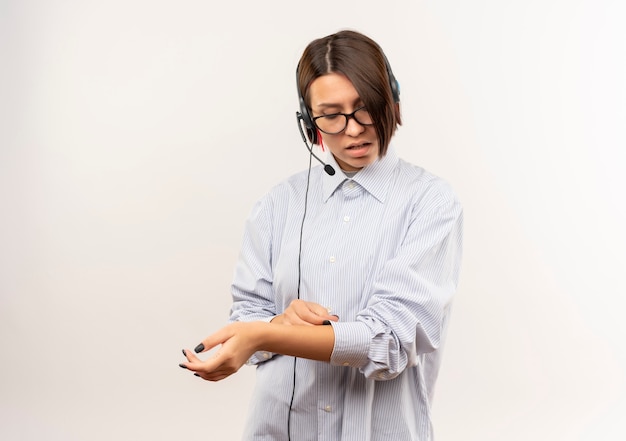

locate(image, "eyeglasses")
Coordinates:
312 106 373 135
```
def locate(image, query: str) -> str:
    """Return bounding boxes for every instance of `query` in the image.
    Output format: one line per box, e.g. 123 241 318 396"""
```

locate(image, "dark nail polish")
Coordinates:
332 314 339 319
194 373 201 377
194 343 205 353
322 320 331 325
178 363 188 369
182 349 186 357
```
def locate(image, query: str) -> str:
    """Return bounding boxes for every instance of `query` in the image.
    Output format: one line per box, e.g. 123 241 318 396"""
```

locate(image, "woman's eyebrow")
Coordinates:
314 98 363 110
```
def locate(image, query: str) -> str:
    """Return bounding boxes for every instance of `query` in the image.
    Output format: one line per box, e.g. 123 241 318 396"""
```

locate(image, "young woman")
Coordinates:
180 29 463 441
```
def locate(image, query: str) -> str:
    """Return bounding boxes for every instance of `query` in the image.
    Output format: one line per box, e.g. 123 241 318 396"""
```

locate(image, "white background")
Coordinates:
1 1 625 440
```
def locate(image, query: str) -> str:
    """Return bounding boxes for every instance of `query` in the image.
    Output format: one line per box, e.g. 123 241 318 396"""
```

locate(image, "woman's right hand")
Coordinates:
271 299 339 326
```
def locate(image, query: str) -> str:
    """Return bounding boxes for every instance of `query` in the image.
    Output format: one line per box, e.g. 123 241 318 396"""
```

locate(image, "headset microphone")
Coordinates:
323 163 336 176
296 112 336 175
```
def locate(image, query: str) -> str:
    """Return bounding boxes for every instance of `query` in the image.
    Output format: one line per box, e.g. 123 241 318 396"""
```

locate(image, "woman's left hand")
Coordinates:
180 321 262 382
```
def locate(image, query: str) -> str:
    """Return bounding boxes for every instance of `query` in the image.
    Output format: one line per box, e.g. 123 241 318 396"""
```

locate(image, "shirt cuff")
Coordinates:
246 349 274 365
329 321 370 368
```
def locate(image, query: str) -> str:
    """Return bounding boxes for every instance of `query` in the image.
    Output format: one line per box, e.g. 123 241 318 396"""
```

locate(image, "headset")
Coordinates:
296 53 400 146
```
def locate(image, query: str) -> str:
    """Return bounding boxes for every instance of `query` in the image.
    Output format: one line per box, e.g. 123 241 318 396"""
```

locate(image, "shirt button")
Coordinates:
324 405 332 412
343 362 350 367
343 215 350 222
348 182 355 189
329 256 336 263
262 352 270 359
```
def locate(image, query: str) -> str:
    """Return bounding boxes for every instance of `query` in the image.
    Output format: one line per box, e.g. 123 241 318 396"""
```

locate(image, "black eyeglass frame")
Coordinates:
311 106 373 135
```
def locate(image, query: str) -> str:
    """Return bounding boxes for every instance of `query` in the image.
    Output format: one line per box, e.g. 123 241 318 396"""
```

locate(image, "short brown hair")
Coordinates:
297 30 402 156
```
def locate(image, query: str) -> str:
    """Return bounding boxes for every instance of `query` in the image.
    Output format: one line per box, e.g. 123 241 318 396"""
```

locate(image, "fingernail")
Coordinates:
322 320 331 325
182 349 186 357
194 343 205 353
194 373 201 377
178 363 188 369
332 314 339 319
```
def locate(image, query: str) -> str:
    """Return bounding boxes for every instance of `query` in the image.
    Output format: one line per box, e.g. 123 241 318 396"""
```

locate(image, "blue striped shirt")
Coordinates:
229 146 463 441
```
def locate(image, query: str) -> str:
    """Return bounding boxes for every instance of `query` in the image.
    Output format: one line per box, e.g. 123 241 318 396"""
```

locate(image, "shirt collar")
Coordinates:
322 145 398 203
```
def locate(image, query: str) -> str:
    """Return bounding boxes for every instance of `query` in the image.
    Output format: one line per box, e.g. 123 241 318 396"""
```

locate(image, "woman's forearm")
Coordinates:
180 320 336 382
257 321 335 362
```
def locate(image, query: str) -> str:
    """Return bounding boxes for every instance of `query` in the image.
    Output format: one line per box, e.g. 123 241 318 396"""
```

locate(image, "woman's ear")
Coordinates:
317 129 325 151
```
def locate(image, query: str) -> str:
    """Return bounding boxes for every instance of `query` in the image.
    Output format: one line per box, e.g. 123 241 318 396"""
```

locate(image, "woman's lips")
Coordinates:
345 143 370 155
346 141 368 149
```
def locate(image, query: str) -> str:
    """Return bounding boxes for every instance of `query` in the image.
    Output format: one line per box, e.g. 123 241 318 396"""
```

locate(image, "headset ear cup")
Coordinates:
299 96 318 144
306 127 318 145
390 76 400 103
384 55 400 103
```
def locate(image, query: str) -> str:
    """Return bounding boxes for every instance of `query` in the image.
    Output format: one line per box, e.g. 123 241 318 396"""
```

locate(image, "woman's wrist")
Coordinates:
252 321 334 362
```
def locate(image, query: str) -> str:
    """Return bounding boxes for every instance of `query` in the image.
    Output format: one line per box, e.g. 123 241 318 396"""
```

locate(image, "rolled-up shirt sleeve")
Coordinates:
329 189 463 380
